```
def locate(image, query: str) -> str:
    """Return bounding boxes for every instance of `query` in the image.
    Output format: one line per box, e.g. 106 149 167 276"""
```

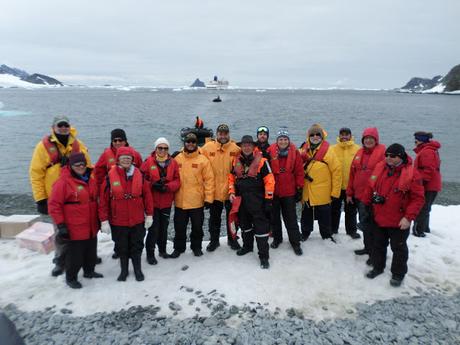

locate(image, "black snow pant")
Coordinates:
356 200 374 253
208 200 232 243
413 191 437 235
300 201 332 240
239 192 270 260
65 237 97 282
146 207 171 256
173 207 204 252
331 190 358 235
270 195 301 247
111 223 146 259
372 227 410 278
52 226 69 269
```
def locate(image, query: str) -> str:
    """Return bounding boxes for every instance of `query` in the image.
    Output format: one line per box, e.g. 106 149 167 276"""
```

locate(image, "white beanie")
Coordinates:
154 137 170 150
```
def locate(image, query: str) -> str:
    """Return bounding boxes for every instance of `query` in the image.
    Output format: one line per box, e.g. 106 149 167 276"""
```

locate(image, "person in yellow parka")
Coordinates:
171 133 215 259
299 124 342 242
329 127 361 239
201 124 241 252
29 115 91 277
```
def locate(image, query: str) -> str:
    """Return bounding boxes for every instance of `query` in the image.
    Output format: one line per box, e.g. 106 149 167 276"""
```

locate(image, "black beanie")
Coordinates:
69 152 86 166
386 143 407 161
111 128 127 141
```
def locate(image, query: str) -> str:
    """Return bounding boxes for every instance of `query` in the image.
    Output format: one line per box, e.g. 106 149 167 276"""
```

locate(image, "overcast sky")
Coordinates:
1 0 459 88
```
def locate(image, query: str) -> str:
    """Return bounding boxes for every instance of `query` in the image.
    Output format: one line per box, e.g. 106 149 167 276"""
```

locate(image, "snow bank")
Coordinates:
0 205 459 320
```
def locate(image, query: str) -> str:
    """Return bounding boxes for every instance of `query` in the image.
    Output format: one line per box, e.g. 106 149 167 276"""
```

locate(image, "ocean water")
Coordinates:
0 88 459 202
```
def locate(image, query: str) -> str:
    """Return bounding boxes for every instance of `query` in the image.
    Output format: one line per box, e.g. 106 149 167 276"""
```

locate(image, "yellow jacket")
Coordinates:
301 142 342 206
201 139 240 201
330 137 360 190
174 149 215 209
29 127 91 202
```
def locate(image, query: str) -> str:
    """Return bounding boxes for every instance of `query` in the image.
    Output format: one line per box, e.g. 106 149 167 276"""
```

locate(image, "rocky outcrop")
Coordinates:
399 64 460 93
400 76 443 92
0 64 63 86
443 64 460 92
190 78 206 88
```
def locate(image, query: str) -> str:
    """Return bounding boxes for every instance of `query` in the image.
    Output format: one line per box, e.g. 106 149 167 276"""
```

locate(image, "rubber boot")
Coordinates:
117 256 129 281
132 256 145 281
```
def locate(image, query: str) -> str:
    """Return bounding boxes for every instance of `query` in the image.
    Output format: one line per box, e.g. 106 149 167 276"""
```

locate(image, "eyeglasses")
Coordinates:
112 138 125 143
385 153 399 158
72 162 86 168
157 146 169 151
185 140 197 144
309 133 322 137
257 126 269 133
57 122 70 128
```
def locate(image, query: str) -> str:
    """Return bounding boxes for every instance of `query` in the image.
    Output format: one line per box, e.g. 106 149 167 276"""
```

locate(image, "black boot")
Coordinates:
159 252 169 259
51 265 64 277
366 269 383 279
193 248 203 257
270 240 282 249
132 256 145 281
354 248 369 255
66 280 82 289
236 247 253 256
147 252 158 265
301 233 310 242
293 245 303 256
348 232 361 239
206 241 220 252
83 271 104 278
390 275 404 287
228 239 241 250
112 252 119 259
260 258 270 269
169 250 181 259
117 256 129 282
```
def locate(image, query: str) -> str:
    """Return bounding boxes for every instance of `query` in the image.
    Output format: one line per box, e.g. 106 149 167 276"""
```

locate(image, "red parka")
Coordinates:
346 127 386 202
49 167 99 241
141 153 181 209
362 157 425 228
413 141 442 192
267 143 304 197
94 146 143 185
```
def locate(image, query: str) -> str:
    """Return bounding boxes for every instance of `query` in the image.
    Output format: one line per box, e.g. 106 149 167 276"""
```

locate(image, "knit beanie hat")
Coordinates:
111 128 127 141
69 152 86 166
339 127 352 135
414 131 433 143
386 143 407 161
276 127 290 140
154 137 170 150
308 124 324 138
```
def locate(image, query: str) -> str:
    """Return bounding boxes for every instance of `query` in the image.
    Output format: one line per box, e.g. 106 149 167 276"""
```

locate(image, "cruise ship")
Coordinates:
206 76 229 89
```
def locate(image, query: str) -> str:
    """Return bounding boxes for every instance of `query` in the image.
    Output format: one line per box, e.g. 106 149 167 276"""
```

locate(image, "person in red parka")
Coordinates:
49 153 103 289
99 146 154 282
362 144 425 287
346 127 386 261
141 137 180 264
412 131 442 237
267 128 303 255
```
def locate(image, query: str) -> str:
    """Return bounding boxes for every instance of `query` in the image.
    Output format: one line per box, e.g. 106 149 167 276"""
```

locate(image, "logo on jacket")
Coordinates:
113 181 121 186
77 185 84 191
150 165 157 170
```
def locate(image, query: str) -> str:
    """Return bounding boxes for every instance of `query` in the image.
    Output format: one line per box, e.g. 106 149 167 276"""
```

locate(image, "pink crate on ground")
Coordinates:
15 222 55 254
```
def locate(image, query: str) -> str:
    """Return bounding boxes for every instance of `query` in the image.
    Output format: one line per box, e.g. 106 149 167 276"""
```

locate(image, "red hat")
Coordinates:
116 146 135 160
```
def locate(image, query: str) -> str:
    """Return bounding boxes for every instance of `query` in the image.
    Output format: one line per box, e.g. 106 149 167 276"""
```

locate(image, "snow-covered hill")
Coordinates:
0 64 63 88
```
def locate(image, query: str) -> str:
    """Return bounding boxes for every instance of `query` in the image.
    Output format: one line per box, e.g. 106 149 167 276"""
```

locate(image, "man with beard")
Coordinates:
255 126 271 160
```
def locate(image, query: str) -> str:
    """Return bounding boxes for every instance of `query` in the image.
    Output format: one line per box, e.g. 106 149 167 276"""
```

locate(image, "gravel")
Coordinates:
2 291 460 345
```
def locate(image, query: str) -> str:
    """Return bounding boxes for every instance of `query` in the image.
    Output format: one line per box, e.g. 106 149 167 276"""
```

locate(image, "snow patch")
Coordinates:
422 83 446 94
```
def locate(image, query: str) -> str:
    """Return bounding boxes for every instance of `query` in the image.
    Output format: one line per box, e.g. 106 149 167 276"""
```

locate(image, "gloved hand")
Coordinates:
204 201 212 210
264 199 273 217
101 221 111 235
144 215 153 229
56 223 70 240
36 199 48 215
295 188 303 202
152 181 167 192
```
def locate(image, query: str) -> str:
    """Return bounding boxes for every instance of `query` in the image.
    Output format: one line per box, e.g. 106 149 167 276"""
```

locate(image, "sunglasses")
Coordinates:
112 138 125 143
257 126 269 133
157 146 169 151
72 162 86 168
57 122 70 128
309 133 322 137
185 140 197 144
385 153 399 158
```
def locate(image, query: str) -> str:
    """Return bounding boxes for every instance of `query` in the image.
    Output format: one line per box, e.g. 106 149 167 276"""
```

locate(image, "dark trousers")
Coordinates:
65 237 97 282
300 202 332 240
271 195 301 246
372 227 410 278
52 226 68 269
146 207 171 255
208 200 232 242
173 207 204 252
239 192 269 259
414 191 437 234
111 223 146 259
331 190 357 234
356 200 374 253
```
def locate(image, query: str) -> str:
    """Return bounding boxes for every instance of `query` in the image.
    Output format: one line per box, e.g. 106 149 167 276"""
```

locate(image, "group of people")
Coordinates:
29 116 442 289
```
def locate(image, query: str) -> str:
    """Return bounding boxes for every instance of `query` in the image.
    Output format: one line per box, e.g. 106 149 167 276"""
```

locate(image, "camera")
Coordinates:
371 192 385 205
305 174 314 182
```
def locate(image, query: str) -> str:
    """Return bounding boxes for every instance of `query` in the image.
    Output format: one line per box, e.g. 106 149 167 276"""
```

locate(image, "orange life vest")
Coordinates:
233 151 263 179
42 135 80 166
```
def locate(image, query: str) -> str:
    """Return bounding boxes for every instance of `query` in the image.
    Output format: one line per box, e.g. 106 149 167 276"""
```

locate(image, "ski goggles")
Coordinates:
256 126 269 134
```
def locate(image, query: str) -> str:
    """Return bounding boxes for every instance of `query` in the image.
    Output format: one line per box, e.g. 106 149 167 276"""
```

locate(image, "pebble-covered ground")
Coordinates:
2 291 460 345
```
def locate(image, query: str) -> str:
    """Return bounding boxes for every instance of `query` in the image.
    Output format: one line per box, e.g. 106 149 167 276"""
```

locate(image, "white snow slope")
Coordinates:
0 205 459 320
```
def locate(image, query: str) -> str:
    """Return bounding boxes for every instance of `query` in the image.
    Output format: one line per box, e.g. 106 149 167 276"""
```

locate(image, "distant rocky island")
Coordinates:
0 64 63 87
190 78 206 88
399 64 460 94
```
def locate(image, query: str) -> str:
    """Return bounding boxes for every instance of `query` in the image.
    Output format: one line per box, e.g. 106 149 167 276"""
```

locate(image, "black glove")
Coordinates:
152 181 167 192
36 199 48 215
204 202 212 209
295 188 303 202
264 199 273 217
56 223 70 240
